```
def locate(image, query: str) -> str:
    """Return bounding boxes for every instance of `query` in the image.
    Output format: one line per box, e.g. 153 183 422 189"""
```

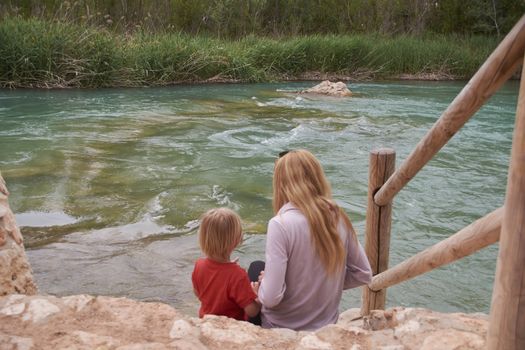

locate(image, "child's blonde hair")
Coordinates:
199 207 243 261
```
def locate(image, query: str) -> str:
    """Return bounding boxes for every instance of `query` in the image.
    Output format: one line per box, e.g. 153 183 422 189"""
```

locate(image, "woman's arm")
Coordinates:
343 232 373 289
258 218 288 308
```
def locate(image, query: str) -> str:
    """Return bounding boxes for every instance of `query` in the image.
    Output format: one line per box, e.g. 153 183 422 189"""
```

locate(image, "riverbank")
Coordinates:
0 18 498 89
0 294 489 349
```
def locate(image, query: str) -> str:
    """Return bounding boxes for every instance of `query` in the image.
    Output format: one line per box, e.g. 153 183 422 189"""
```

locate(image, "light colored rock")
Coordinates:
0 334 34 350
0 172 37 297
316 324 368 349
0 294 490 350
299 334 333 349
394 319 421 335
200 316 257 345
62 294 93 312
117 343 168 350
421 330 485 350
0 205 7 218
73 330 121 348
270 327 298 341
1 302 25 316
170 339 208 350
363 309 398 331
301 80 353 97
169 319 196 339
337 308 362 326
2 294 25 306
21 298 60 322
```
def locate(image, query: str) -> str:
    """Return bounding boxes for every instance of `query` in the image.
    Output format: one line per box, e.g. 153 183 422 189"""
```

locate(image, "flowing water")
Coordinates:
0 81 518 315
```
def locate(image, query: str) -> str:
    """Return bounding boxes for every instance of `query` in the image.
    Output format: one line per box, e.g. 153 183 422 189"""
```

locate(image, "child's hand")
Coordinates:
258 270 264 283
251 281 260 294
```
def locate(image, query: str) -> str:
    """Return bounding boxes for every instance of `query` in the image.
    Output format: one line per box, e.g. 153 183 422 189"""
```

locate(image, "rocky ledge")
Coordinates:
0 174 37 297
0 294 488 350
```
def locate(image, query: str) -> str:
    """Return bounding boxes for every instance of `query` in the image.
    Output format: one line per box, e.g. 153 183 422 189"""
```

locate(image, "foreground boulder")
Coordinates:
0 172 37 296
0 294 488 349
301 80 353 97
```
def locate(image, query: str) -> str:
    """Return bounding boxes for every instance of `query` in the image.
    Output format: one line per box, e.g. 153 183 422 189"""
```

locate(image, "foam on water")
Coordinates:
209 185 240 211
16 211 79 227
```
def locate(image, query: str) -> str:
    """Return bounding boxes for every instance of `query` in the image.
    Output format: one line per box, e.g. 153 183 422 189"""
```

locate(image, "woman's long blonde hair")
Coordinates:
273 149 356 275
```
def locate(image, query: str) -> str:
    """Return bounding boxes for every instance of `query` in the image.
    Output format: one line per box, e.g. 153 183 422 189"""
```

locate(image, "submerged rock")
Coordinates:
0 294 488 349
301 80 353 97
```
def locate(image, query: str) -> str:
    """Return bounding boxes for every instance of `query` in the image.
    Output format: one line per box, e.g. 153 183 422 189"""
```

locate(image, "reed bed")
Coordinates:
0 19 498 88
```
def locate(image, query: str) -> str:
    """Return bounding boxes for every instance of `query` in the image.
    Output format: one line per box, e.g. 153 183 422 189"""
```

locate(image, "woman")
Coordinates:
256 149 372 331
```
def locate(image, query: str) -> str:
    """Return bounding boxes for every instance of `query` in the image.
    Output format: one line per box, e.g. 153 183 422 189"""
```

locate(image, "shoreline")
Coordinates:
5 68 521 89
0 72 468 90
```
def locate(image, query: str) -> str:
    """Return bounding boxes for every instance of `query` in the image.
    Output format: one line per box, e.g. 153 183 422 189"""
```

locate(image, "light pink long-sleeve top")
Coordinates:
258 202 372 331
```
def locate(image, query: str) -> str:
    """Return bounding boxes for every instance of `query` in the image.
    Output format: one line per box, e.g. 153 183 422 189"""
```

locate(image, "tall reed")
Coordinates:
0 19 498 88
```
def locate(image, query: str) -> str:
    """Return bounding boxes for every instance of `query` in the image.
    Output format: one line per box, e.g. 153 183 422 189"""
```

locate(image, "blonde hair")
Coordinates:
273 149 356 275
199 208 243 261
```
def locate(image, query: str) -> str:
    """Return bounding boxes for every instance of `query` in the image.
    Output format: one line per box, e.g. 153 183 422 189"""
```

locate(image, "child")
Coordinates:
192 208 260 321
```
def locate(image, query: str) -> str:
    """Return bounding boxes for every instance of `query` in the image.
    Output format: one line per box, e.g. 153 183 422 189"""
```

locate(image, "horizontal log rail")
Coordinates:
368 207 503 292
373 15 525 207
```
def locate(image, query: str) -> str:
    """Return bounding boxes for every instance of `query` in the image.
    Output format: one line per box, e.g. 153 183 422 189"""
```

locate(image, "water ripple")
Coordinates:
2 81 518 314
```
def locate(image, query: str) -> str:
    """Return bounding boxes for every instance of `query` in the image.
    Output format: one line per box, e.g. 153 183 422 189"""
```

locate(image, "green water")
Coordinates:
0 81 518 315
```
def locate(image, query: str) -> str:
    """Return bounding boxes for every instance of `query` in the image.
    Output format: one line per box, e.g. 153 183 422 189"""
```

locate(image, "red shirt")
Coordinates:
192 258 257 320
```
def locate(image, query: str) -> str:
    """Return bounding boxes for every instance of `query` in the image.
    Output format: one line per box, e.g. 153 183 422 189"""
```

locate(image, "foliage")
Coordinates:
0 18 499 88
0 0 523 38
0 18 119 87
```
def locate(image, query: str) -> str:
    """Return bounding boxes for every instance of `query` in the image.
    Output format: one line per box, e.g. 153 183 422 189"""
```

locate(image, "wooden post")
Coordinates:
361 148 395 315
369 207 502 291
487 58 525 350
374 14 525 207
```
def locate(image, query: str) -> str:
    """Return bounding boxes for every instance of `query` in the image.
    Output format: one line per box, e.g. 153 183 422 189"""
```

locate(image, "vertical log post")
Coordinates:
487 58 525 349
361 148 395 315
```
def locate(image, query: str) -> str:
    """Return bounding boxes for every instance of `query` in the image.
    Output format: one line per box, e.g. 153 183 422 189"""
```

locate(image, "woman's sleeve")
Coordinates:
258 218 288 308
343 232 373 289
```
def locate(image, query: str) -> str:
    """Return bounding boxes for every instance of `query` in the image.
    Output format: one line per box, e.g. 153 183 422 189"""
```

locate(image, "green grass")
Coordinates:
0 18 500 88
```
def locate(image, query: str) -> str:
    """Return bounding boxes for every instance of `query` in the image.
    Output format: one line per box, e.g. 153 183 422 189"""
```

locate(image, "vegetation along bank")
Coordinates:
2 1 523 88
1 18 502 88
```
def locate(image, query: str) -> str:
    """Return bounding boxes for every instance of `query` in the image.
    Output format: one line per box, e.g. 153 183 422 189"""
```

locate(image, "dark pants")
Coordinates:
247 260 265 326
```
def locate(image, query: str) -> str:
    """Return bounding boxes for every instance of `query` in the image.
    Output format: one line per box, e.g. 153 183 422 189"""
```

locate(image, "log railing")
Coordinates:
360 14 525 350
368 207 502 292
373 15 525 207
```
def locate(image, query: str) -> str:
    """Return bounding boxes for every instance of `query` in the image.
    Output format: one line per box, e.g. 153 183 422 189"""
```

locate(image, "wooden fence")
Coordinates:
360 14 525 350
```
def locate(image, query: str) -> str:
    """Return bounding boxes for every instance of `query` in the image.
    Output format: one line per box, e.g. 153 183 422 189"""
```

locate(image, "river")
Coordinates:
0 81 518 315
